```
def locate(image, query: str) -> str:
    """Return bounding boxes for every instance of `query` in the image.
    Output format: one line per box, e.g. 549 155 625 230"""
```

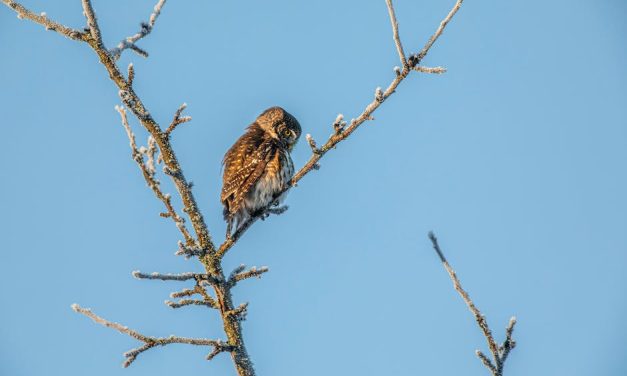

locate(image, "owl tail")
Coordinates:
225 220 233 239
223 202 234 238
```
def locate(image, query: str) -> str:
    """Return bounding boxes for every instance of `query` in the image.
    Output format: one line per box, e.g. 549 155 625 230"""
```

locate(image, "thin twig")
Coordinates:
429 231 516 376
116 105 195 245
414 65 447 74
416 0 464 62
71 304 229 367
227 265 270 287
110 0 167 60
175 240 206 259
166 298 217 309
165 103 192 136
385 0 407 66
476 350 497 373
170 288 197 298
132 270 204 281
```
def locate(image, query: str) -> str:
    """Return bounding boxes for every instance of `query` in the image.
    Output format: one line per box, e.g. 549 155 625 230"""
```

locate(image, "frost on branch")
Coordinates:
429 231 517 376
72 304 230 367
3 0 473 374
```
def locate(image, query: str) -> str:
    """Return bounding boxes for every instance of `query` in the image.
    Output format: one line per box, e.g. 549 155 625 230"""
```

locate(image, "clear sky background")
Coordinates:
1 1 626 375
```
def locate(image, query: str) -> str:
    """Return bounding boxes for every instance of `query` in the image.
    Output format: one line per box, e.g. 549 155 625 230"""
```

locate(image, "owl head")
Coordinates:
256 106 301 149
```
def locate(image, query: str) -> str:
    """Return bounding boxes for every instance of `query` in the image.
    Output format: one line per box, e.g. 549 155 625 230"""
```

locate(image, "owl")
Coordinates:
221 106 301 236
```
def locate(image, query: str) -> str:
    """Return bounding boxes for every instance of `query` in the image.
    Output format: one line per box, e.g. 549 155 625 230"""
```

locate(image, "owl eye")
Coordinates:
282 128 292 138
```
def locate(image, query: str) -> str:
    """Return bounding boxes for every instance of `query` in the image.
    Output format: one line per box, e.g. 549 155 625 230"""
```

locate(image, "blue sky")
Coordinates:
1 1 626 375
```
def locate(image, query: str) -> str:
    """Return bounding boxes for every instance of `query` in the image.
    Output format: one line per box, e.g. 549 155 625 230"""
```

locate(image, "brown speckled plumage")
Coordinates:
221 107 301 235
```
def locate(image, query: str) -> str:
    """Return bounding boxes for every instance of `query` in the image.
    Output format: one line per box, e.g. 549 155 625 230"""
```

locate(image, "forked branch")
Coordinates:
429 232 516 376
3 0 469 374
71 304 232 367
109 0 167 60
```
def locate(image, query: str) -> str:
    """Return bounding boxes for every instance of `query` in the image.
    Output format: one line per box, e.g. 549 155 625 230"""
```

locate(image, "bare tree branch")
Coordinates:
415 0 464 62
228 265 270 288
4 1 470 375
110 0 167 60
216 0 466 260
132 270 205 281
116 105 195 245
414 65 447 74
1 0 84 40
385 0 407 66
165 103 192 136
429 232 516 376
175 240 206 259
165 298 217 309
71 304 230 367
81 0 104 47
170 288 197 298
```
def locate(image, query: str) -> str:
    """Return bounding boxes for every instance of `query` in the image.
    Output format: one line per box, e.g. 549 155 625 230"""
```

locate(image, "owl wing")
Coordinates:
221 139 275 217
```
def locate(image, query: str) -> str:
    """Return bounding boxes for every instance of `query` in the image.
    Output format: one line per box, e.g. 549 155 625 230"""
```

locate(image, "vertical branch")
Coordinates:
81 0 104 47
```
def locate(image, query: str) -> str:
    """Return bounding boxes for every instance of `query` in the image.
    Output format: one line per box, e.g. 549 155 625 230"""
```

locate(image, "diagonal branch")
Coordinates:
71 304 231 367
109 0 167 60
415 0 464 62
1 0 84 40
216 0 466 259
428 232 516 376
165 103 192 136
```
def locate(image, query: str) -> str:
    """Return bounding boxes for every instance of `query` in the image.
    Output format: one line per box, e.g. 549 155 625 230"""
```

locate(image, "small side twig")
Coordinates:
428 231 516 376
132 270 203 281
165 103 192 136
414 65 447 74
175 240 206 259
109 0 167 60
165 298 217 309
71 304 230 367
116 105 194 245
227 265 269 287
226 302 249 321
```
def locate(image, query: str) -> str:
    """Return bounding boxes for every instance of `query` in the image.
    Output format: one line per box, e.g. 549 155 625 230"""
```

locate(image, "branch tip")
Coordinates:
306 134 320 154
109 0 167 60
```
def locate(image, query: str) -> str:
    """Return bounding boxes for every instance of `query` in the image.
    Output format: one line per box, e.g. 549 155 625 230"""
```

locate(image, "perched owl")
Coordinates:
221 106 301 235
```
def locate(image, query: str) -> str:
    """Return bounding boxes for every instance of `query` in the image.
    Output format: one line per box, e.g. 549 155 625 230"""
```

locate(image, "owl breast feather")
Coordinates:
239 149 294 220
